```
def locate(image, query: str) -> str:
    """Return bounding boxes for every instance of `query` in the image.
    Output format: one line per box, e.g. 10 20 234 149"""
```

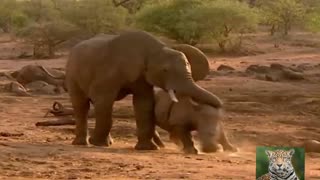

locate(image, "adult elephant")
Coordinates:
65 30 223 150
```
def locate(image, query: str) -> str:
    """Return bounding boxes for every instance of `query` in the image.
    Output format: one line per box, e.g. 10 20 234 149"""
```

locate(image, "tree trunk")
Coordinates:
48 44 55 58
218 26 230 52
270 24 276 36
218 41 226 52
33 44 38 58
33 42 48 59
1 23 10 33
284 25 289 36
283 21 290 36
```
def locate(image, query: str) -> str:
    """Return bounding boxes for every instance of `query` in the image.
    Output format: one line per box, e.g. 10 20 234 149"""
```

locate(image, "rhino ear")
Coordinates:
171 44 210 81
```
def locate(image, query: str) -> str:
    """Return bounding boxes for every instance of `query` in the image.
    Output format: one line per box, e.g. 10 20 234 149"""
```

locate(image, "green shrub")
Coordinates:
198 0 259 51
304 5 320 33
0 0 28 33
259 0 306 35
135 0 258 51
17 20 80 58
61 0 128 35
11 12 29 30
135 0 204 45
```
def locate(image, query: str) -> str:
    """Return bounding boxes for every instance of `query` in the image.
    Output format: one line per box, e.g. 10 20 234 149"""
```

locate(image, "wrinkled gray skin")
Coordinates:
11 65 65 90
154 90 237 154
25 80 63 95
65 30 223 150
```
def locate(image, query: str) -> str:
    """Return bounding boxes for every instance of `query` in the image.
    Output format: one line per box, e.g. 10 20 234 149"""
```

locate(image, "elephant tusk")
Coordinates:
168 89 179 103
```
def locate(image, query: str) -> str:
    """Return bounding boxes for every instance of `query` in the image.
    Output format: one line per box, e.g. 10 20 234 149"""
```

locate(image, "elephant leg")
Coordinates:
132 88 158 150
218 123 237 152
89 91 117 147
169 132 183 147
115 88 131 101
69 82 90 145
153 130 165 148
172 126 198 154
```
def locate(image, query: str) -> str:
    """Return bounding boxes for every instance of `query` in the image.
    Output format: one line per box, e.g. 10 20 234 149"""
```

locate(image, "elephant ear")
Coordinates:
171 44 210 81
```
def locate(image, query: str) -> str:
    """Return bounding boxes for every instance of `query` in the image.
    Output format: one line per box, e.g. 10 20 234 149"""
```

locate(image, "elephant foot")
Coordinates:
170 134 183 147
89 135 112 147
106 134 114 146
72 136 88 145
183 147 199 154
223 143 238 152
202 144 221 153
134 140 159 150
153 136 165 148
154 139 165 148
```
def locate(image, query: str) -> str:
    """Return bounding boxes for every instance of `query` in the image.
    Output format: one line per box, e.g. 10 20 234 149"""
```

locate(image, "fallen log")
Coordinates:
0 132 24 137
44 101 95 118
44 101 74 117
36 118 75 126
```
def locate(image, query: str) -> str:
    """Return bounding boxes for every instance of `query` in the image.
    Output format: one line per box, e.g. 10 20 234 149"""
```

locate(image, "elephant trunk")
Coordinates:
170 79 223 108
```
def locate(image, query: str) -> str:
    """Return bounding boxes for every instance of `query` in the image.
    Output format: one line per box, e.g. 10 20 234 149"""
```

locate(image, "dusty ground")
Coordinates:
0 33 319 180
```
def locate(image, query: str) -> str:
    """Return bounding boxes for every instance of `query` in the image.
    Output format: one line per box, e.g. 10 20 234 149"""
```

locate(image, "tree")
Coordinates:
17 20 80 58
112 0 146 14
135 0 258 51
59 0 128 35
305 9 320 32
0 0 28 33
199 0 259 51
135 0 204 45
21 0 128 35
15 0 77 58
20 0 60 23
259 0 306 36
13 0 130 58
300 0 320 32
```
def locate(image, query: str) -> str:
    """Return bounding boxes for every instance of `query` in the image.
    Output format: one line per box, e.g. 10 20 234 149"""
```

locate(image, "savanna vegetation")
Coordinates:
0 0 319 58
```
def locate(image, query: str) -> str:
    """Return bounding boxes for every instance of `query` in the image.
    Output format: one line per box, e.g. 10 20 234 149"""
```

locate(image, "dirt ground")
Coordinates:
0 33 319 180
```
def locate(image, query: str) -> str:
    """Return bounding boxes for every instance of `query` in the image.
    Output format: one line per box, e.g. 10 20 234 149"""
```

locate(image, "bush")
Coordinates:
135 0 204 45
19 0 128 35
0 0 28 33
20 0 60 22
61 0 128 35
305 11 320 32
259 0 306 35
135 0 258 51
17 20 80 58
198 0 259 51
304 2 320 33
11 0 130 58
11 12 29 30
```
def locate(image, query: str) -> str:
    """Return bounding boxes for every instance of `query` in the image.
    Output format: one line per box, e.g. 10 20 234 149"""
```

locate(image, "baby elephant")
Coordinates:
154 89 237 154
